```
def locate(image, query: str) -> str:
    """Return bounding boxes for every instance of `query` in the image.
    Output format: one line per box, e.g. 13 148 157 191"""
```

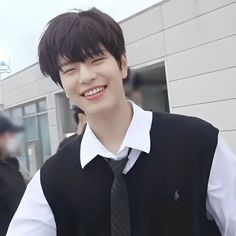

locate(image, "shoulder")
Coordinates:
151 112 219 160
45 134 82 164
152 112 219 140
0 157 20 171
153 111 217 129
41 135 82 179
40 135 83 197
58 133 78 150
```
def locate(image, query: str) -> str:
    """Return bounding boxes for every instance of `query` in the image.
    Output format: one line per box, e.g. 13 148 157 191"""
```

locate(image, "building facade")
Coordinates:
0 0 235 174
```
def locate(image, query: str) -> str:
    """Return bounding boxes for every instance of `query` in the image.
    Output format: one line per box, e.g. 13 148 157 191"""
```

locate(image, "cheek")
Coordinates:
61 79 76 97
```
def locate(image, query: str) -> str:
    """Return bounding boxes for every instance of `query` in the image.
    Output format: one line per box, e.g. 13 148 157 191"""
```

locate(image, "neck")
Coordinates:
87 100 133 155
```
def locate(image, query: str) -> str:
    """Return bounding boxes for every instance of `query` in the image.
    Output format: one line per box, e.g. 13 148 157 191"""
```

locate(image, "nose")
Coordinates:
77 63 96 84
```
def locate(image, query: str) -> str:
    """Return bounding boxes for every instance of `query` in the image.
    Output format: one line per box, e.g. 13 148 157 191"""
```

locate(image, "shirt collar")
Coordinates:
80 101 152 168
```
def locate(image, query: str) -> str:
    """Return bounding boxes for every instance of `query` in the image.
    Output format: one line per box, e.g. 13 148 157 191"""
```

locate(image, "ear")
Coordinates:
120 54 128 80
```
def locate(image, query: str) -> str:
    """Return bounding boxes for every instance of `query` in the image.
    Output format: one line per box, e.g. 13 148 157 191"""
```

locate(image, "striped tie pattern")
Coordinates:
107 155 131 236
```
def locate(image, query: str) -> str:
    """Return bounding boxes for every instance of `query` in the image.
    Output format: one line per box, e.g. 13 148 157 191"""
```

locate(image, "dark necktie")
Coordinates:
106 150 131 236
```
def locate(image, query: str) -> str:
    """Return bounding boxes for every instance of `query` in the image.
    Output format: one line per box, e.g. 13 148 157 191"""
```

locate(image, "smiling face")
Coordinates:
59 50 128 116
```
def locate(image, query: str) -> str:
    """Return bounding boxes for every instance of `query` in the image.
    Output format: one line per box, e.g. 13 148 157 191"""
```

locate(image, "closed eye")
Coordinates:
92 57 106 63
62 68 76 74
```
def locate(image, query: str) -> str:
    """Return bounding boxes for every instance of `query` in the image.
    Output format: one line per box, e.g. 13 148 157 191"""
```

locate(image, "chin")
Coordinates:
87 100 116 116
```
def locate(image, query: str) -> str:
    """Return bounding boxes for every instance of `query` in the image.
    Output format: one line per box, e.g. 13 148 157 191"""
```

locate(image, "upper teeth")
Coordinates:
84 87 105 96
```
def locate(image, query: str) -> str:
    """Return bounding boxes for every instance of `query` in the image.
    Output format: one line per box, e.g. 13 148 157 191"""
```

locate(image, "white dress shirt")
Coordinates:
6 102 236 236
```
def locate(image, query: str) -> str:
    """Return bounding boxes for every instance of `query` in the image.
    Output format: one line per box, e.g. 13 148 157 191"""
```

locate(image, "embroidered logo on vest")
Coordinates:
174 190 180 202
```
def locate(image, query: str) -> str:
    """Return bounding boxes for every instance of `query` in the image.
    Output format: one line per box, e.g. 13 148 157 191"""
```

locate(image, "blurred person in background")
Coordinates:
58 105 86 150
14 148 32 184
130 71 143 107
124 69 143 107
0 115 26 236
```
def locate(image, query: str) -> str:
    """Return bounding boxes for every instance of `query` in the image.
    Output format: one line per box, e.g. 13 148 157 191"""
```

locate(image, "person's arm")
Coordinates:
6 170 56 236
0 173 14 235
206 136 236 236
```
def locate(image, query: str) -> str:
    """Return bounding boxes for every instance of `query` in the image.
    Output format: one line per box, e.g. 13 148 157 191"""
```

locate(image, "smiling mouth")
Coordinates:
82 86 106 97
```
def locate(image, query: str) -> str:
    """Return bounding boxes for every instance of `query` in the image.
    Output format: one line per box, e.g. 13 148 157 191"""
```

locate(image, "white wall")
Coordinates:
121 0 236 153
163 0 236 153
121 4 166 67
3 0 236 154
2 64 59 108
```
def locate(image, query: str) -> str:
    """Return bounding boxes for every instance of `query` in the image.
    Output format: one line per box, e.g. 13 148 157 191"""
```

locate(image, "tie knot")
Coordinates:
107 157 129 176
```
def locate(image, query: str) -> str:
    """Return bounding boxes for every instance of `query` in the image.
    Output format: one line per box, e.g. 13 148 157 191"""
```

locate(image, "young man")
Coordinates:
0 115 26 236
58 106 86 150
7 8 236 236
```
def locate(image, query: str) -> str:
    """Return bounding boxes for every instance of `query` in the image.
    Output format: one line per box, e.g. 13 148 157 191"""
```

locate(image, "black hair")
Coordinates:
38 8 126 88
132 72 142 90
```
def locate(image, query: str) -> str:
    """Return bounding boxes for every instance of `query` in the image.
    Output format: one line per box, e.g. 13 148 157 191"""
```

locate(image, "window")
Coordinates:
38 100 47 112
12 107 22 118
4 99 51 174
56 93 77 139
38 114 51 160
24 103 36 115
125 62 169 113
24 117 38 141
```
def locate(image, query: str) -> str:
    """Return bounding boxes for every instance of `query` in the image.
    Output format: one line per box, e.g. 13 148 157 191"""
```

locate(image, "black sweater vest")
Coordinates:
41 112 221 236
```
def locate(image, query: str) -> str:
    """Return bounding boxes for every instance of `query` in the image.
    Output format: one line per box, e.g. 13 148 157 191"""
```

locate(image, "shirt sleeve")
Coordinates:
6 170 56 236
206 136 236 236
